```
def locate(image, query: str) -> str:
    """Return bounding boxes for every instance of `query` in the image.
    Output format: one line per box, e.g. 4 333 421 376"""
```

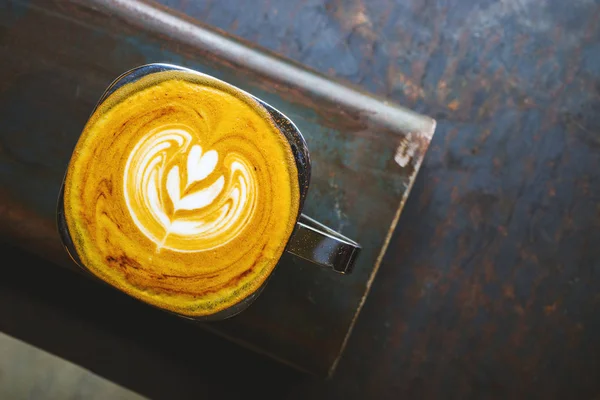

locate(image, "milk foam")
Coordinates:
123 127 257 252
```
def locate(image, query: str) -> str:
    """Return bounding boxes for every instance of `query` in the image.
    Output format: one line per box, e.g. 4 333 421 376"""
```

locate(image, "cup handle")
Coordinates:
285 214 361 274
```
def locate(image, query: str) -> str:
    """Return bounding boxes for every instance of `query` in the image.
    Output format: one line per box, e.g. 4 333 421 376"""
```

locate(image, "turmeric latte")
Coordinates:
63 70 299 317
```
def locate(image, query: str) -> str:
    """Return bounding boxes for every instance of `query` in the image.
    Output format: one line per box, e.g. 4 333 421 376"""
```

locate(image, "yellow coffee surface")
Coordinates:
63 70 299 317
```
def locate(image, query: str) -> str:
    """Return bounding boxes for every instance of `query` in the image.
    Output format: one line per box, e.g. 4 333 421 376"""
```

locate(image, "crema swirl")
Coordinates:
63 70 299 317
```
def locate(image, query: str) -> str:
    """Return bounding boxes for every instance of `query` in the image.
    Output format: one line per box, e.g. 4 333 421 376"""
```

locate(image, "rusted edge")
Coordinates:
328 125 436 377
76 0 436 139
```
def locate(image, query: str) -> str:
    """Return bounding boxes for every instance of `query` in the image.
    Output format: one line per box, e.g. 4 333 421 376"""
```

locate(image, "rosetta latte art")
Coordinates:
124 127 257 252
63 71 299 317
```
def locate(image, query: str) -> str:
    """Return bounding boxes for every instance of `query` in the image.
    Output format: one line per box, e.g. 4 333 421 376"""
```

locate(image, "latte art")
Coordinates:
63 70 299 317
124 127 258 252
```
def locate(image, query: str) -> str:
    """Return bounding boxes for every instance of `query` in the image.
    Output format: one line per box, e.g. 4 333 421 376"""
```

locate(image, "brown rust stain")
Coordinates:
544 301 559 315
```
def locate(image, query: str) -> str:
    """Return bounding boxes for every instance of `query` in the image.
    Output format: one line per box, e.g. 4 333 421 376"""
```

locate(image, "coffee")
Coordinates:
63 70 300 317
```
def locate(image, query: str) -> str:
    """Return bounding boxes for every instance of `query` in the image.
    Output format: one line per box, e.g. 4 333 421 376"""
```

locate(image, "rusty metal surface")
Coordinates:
0 0 434 378
3 0 599 398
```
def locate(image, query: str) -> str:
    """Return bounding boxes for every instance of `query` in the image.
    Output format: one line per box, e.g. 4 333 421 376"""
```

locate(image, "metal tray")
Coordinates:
0 0 435 377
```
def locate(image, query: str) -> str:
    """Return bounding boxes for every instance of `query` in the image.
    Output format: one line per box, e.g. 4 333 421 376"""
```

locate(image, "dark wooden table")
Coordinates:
2 0 599 398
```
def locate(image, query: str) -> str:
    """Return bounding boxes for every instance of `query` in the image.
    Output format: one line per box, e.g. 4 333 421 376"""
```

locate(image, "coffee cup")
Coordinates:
57 63 360 320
